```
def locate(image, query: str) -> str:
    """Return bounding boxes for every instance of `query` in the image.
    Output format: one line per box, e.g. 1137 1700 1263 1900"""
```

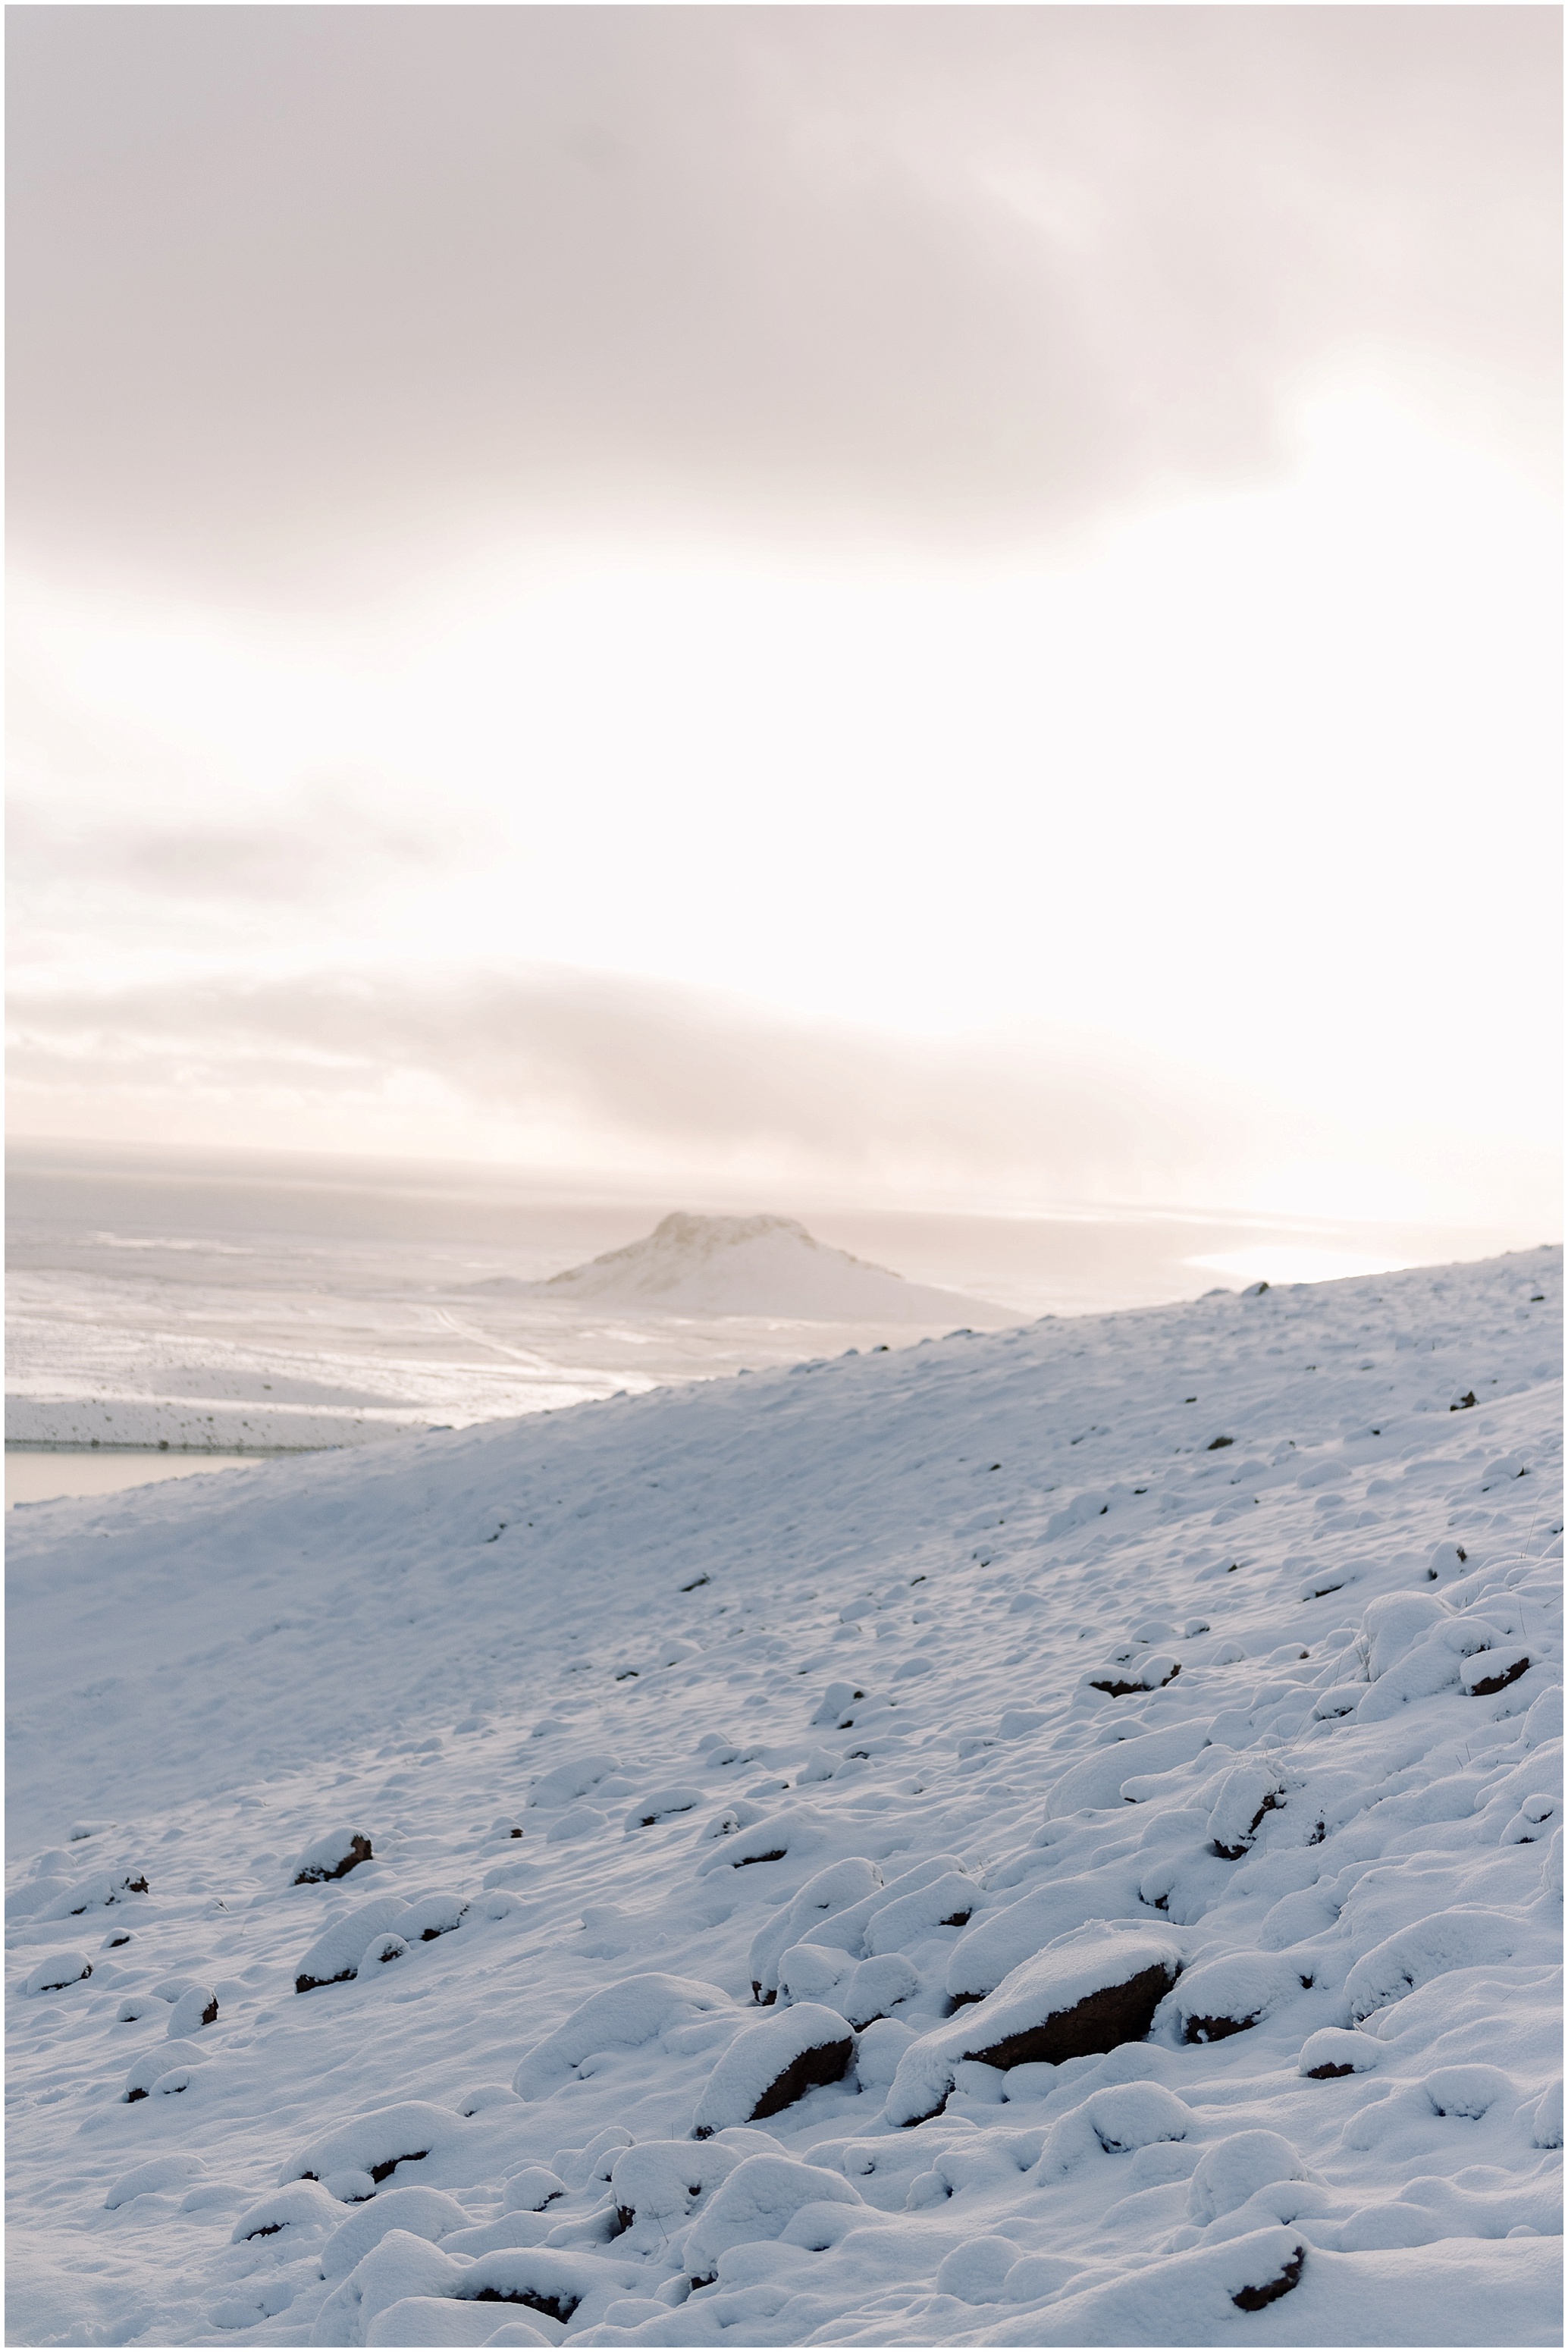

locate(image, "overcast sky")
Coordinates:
7 6 1561 1229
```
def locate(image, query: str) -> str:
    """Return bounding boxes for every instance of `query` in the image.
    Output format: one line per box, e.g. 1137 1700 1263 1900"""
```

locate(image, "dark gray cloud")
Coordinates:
8 7 1558 595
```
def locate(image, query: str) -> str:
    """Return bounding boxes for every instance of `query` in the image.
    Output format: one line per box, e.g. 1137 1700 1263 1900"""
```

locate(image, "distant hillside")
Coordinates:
481 1210 1009 1322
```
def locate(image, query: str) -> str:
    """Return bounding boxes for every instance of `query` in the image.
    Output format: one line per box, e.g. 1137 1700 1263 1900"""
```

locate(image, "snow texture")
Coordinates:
4 1245 1562 2346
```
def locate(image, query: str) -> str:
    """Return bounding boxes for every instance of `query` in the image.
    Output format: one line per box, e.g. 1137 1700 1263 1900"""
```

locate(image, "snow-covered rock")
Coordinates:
691 2002 855 2134
513 1974 735 2100
682 2154 863 2281
886 1929 1183 2125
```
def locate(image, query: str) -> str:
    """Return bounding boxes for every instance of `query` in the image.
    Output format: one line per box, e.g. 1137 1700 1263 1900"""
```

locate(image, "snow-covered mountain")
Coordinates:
5 1247 1561 2347
502 1211 1008 1323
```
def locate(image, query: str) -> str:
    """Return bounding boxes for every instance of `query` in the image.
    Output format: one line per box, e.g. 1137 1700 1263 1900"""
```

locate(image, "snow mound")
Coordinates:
516 1212 1004 1322
682 2153 863 2282
512 1974 735 2100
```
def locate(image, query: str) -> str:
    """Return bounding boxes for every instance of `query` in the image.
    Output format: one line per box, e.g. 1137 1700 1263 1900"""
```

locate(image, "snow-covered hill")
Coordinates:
491 1212 1008 1323
5 1249 1561 2347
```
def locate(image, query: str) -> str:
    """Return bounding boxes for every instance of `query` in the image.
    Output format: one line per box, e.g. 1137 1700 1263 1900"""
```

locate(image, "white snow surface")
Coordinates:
5 1246 1562 2347
519 1213 999 1323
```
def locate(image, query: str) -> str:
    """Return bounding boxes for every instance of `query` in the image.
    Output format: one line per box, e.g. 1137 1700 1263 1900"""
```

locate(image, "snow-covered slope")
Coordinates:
500 1212 1007 1322
5 1249 1561 2347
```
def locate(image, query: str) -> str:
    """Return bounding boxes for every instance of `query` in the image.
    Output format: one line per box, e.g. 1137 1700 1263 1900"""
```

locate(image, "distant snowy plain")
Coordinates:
8 1142 1523 1473
5 1248 1562 2347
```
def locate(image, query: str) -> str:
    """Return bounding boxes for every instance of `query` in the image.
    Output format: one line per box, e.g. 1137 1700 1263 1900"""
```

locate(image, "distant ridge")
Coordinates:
480 1211 1009 1322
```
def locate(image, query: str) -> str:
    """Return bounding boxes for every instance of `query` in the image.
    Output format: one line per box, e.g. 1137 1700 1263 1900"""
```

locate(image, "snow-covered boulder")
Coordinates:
39 1867 149 1920
103 2154 206 2209
321 2187 473 2278
607 2138 747 2246
746 1855 884 1996
945 1861 1146 2000
231 2181 342 2244
526 1753 619 1811
691 2002 855 2134
295 1898 408 1993
124 2039 210 2102
863 1870 976 1952
1462 1644 1532 1696
395 1893 469 1943
166 1984 218 2036
885 1929 1182 2126
936 2236 1022 2303
292 1829 374 1884
1045 1724 1211 1819
682 2153 863 2282
360 1931 408 1973
1187 2132 1306 2225
500 2168 566 2214
694 1802 827 1879
1035 2083 1194 2180
281 2101 472 2189
513 1973 734 2099
623 1786 702 1831
1162 1951 1311 2043
22 1950 93 1995
1207 1764 1287 1858
1299 2027 1378 2078
1087 1651 1181 1698
1344 1907 1518 2023
842 1953 921 2026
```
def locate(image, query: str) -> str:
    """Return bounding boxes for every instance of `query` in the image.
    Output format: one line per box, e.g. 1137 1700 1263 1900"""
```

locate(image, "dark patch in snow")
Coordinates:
1232 2244 1305 2310
968 1962 1178 2074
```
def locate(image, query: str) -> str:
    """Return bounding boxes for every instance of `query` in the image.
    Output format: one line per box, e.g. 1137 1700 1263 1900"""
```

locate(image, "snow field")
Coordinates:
5 1247 1562 2344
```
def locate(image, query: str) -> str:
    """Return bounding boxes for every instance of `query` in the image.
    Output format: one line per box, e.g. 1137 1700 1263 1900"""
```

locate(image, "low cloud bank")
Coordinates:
9 961 1557 1233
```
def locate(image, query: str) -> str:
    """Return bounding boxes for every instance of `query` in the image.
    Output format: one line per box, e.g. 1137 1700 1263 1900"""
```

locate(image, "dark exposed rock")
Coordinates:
1232 2244 1305 2310
1468 1652 1530 1696
1212 1813 1278 1861
968 1961 1178 2073
469 2288 579 2325
693 2007 857 2135
1184 2012 1255 2044
1091 1661 1181 1699
748 2034 855 2122
1304 2060 1357 2078
293 1834 372 1886
295 1965 356 1995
